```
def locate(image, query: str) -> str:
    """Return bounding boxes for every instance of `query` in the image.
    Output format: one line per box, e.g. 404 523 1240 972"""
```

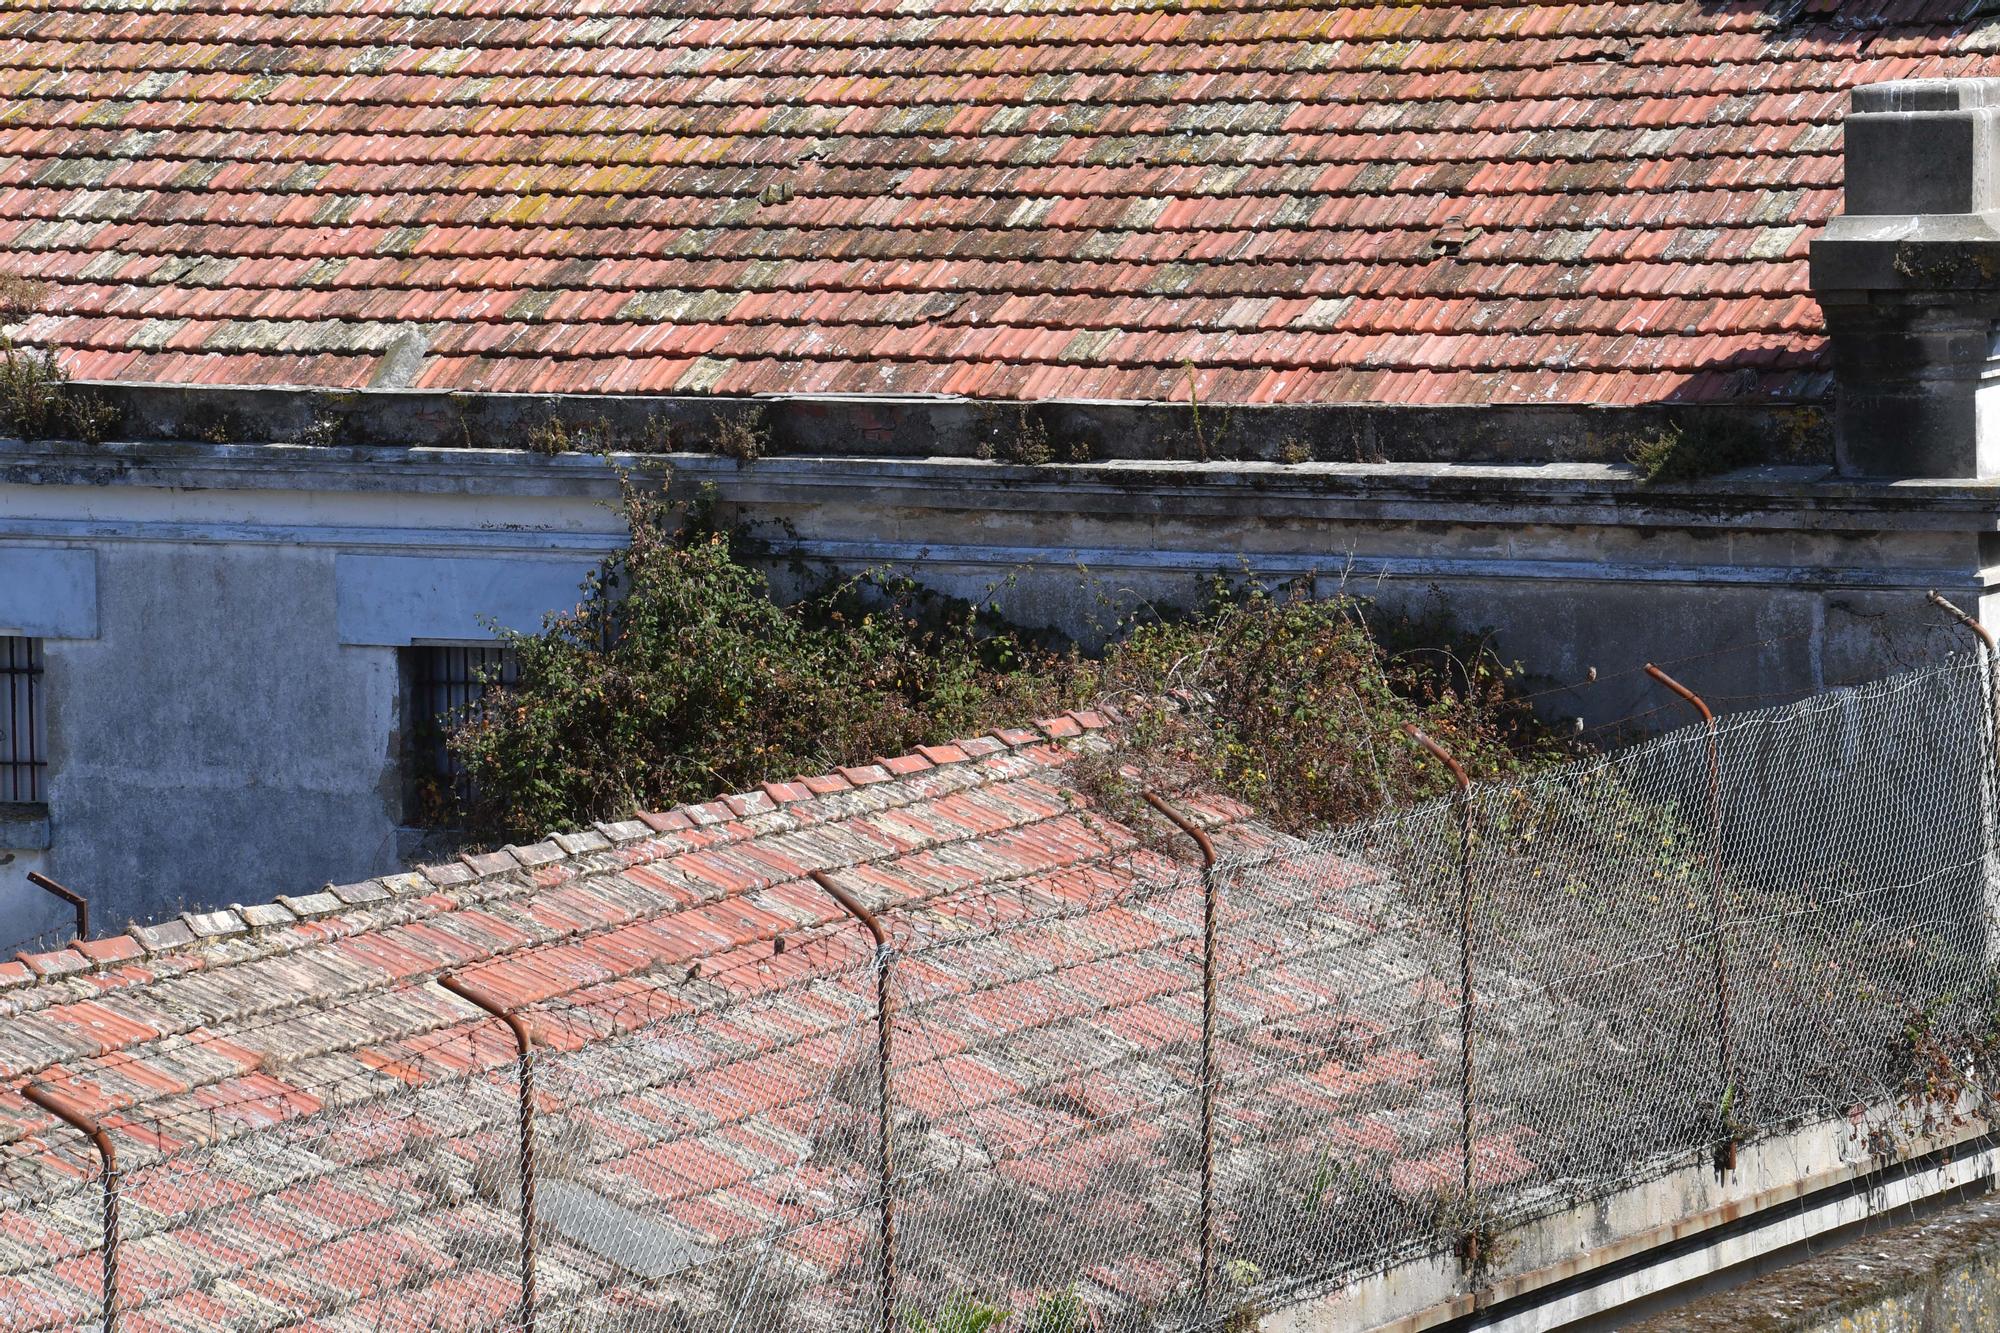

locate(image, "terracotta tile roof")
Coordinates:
0 1 1990 406
0 715 1489 1328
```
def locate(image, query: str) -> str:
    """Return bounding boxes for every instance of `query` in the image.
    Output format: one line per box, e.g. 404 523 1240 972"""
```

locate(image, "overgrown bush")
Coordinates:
449 480 1075 840
1082 582 1575 836
445 476 1572 842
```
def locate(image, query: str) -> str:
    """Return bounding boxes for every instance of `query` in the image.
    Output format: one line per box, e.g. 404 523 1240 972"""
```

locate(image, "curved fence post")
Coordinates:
1140 791 1220 1312
1927 591 2000 973
1928 590 2000 802
25 871 87 942
1401 725 1478 1259
809 869 896 1333
438 973 538 1333
1643 664 1736 1171
24 1081 120 1332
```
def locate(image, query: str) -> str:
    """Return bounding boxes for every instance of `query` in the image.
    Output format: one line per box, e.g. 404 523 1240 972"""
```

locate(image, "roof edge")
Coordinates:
51 381 1831 468
0 707 1119 993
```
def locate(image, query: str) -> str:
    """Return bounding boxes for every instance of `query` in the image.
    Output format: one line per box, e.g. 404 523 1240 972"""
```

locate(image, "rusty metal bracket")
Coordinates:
1928 590 2000 995
438 973 538 1333
1929 591 2000 806
24 1081 120 1330
1402 726 1478 1219
1643 664 1736 1173
1140 791 1221 1311
809 869 896 1333
26 871 86 942
1929 590 1998 657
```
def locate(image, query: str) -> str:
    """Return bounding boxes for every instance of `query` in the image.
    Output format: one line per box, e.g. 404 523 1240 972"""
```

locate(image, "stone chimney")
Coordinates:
1811 78 2000 478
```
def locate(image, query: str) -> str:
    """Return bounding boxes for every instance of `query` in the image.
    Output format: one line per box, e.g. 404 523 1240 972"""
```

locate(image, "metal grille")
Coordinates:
10 649 2000 1333
408 644 516 810
0 637 44 804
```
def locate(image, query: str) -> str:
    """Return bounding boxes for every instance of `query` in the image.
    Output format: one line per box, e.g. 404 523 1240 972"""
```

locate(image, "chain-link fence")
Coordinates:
5 650 2000 1332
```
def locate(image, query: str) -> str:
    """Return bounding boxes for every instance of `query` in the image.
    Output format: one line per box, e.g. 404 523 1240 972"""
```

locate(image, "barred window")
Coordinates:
0 638 44 804
406 644 517 822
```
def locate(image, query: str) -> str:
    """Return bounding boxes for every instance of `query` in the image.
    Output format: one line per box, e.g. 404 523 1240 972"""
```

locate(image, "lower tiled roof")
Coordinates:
0 2 1994 404
0 714 1503 1329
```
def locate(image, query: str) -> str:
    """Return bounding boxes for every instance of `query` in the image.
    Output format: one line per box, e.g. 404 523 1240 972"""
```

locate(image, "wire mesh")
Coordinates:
4 651 2000 1332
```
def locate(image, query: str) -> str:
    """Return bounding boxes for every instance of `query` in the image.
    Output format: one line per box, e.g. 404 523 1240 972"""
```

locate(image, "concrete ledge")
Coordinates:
1623 1193 2000 1331
0 437 1993 536
39 381 1832 468
1263 1102 1998 1332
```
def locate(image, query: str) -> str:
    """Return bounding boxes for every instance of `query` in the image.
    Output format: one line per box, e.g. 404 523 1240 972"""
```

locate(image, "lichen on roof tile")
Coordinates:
2 2 1985 405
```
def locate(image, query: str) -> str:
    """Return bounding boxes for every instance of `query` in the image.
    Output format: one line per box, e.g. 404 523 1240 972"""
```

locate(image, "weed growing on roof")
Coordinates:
0 275 116 444
977 407 1054 466
1627 417 1765 485
1276 435 1313 465
0 341 116 445
526 414 618 456
1183 360 1237 463
512 412 684 455
291 415 344 449
975 408 1091 466
709 407 770 463
0 275 47 321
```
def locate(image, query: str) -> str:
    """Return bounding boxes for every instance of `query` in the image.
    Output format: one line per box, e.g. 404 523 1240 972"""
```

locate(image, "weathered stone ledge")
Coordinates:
52 379 1832 467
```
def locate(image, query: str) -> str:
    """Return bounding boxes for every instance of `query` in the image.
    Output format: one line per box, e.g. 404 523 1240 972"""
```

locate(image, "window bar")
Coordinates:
414 645 516 811
1 639 44 805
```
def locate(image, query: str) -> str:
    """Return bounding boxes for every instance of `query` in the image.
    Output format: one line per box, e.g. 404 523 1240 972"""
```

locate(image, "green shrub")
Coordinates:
1020 1289 1088 1333
444 479 1573 842
0 341 115 445
448 479 1076 841
1627 418 1764 485
906 1295 1010 1333
1082 580 1576 836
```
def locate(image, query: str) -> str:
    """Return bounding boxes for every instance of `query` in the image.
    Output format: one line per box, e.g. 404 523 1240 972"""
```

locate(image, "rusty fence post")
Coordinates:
1928 591 2000 974
1929 590 2000 820
26 871 86 942
1401 725 1478 1252
809 869 896 1333
438 974 538 1333
24 1081 120 1331
1140 792 1220 1312
1643 664 1736 1171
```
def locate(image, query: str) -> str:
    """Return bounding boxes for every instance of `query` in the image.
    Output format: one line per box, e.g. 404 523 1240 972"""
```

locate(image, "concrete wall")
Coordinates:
0 422 1988 940
0 455 623 942
43 542 403 935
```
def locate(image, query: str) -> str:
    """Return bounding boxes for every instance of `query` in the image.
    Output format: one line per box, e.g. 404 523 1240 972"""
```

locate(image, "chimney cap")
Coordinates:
1839 77 2000 218
1852 78 2000 115
1812 77 2000 478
